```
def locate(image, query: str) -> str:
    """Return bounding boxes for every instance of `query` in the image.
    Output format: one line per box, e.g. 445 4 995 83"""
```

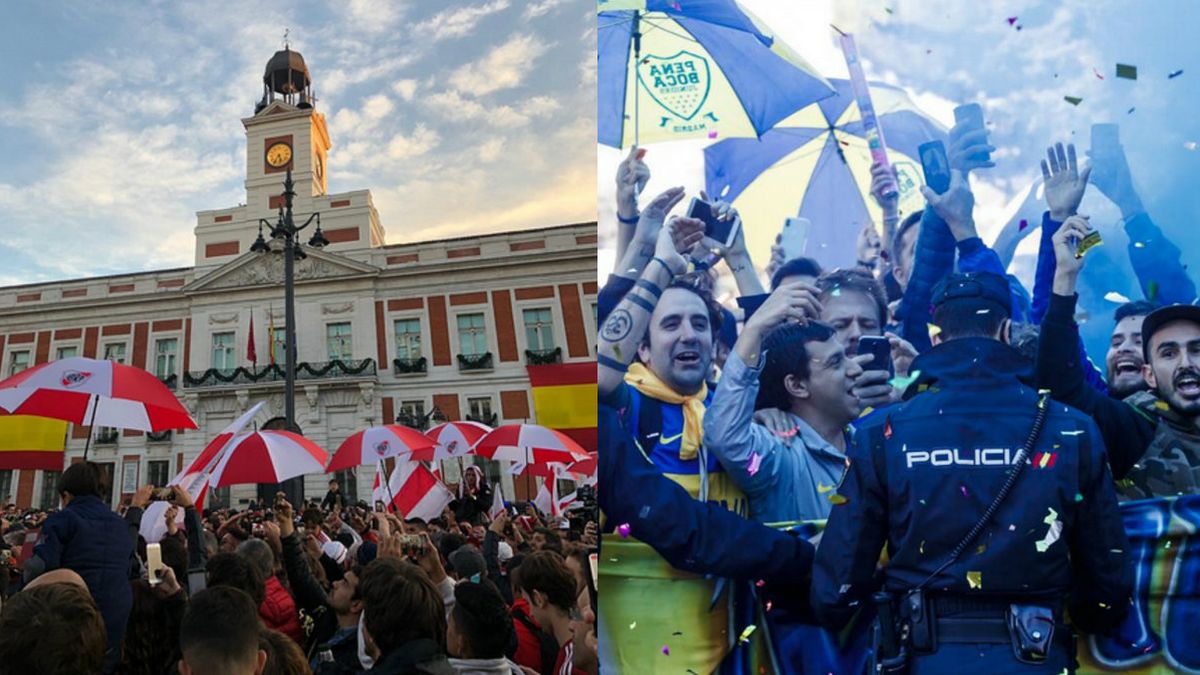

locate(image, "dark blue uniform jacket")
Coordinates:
812 338 1132 635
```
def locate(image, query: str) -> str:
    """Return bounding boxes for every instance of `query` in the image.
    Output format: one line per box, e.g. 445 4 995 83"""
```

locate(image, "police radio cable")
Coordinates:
907 390 1052 598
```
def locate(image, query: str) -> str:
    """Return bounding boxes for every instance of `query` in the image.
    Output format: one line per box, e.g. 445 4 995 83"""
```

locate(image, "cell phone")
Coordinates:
686 197 740 248
858 335 893 374
779 217 810 260
374 501 385 513
187 569 207 594
146 543 164 586
736 293 770 321
584 551 599 613
151 487 175 502
918 140 952 194
398 534 425 556
953 103 989 164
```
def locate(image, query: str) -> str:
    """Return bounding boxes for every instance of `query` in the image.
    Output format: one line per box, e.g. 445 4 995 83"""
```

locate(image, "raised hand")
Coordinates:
869 162 900 212
855 222 882 267
920 169 977 241
656 215 705 274
1051 215 1093 289
1041 142 1092 221
132 485 154 510
746 280 823 333
616 146 651 219
948 126 996 175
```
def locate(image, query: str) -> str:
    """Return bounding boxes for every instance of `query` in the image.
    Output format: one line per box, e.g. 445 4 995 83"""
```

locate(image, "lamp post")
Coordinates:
251 168 329 505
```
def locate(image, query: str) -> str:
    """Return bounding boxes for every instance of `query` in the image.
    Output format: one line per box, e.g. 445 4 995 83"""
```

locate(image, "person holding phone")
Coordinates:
704 279 868 522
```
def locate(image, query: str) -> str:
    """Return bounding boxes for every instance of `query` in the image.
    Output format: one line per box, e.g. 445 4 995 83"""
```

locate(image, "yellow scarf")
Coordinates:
624 363 707 460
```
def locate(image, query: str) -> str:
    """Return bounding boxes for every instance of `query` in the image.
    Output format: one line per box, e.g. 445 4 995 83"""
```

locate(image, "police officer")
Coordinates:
811 272 1132 673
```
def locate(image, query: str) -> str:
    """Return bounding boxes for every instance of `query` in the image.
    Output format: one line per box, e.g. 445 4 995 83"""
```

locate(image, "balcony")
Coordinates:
456 352 493 372
393 357 428 375
147 430 173 443
525 347 562 365
466 412 498 427
95 429 119 445
183 359 377 388
158 374 178 390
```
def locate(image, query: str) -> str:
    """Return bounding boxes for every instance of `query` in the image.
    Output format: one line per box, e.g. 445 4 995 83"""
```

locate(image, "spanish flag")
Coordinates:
526 362 596 452
0 413 68 471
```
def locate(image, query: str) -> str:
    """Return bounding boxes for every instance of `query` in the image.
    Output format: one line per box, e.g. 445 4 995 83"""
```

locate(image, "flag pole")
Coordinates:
378 459 397 513
82 393 98 460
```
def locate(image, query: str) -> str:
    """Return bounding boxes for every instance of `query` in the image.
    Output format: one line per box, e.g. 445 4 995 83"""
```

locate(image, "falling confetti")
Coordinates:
1064 96 1083 106
831 288 842 297
707 131 718 139
884 418 893 439
838 583 852 594
1036 508 1063 552
1128 107 1136 114
976 308 991 314
662 645 671 656
738 625 757 644
967 571 982 589
1074 493 1084 502
928 323 942 339
885 7 893 13
1155 400 1170 411
1093 67 1105 80
1133 241 1146 248
1104 291 1132 304
1019 218 1029 231
976 543 987 554
888 370 921 392
1060 430 1084 436
1007 16 1018 25
747 452 763 476
1185 141 1198 151
827 493 849 506
1169 69 1184 79
671 0 681 9
1148 281 1160 302
960 485 970 498
1115 63 1138 80
817 483 835 493
618 523 632 538
755 579 765 587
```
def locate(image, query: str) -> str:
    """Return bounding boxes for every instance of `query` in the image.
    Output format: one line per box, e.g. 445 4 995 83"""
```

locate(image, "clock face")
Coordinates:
265 142 292 168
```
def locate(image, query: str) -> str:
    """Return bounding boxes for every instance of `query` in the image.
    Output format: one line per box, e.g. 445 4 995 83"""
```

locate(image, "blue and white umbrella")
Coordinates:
598 0 834 147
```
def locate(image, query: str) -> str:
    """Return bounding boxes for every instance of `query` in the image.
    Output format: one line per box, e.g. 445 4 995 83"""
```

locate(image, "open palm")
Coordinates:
1041 142 1091 220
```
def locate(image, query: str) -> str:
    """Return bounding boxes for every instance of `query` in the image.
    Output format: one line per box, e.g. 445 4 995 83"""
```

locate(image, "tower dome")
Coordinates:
255 45 316 113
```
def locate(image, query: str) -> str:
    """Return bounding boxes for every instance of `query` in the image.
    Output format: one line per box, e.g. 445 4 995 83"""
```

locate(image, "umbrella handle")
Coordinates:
632 10 641 148
378 459 398 514
82 393 98 461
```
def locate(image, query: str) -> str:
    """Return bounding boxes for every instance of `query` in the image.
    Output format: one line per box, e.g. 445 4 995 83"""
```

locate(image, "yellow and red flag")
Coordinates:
526 363 596 452
0 412 67 471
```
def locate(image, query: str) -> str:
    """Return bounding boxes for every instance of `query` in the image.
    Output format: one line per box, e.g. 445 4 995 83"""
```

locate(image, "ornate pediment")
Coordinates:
185 249 379 293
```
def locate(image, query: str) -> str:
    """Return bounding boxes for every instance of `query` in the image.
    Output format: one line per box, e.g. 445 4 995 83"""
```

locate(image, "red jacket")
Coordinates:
260 575 305 645
510 597 549 673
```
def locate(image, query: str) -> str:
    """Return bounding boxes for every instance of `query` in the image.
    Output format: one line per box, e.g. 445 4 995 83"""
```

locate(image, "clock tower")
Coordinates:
243 46 331 212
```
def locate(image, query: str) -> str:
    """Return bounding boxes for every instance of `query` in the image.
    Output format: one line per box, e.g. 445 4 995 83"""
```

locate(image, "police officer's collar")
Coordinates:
904 337 1032 400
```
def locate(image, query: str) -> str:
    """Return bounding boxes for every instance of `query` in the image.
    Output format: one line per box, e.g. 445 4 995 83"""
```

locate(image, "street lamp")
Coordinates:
251 168 328 504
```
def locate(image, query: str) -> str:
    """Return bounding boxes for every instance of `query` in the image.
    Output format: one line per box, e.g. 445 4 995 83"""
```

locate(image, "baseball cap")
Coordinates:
1140 304 1200 362
931 272 1011 316
322 541 348 565
497 541 514 563
449 546 486 581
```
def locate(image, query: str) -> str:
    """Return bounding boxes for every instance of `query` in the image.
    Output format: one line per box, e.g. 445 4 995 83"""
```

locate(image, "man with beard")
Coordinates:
1105 301 1157 399
1039 215 1200 499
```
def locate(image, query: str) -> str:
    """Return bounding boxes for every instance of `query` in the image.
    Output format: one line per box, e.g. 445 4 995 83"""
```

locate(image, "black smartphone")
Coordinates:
583 550 598 614
858 335 892 374
686 197 740 248
918 140 952 194
736 293 770 321
953 103 989 164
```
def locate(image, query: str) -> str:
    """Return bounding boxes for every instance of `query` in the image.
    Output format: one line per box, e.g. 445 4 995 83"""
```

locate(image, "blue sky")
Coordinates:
598 0 1200 355
0 0 595 285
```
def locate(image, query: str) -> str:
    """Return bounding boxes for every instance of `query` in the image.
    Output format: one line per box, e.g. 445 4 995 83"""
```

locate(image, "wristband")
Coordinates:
650 257 681 277
617 212 640 225
598 353 628 372
635 279 663 299
626 293 656 313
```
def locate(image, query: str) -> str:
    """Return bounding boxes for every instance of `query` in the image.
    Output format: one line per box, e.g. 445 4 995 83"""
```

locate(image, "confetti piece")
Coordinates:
1019 218 1029 231
1104 291 1132 303
1093 67 1105 80
976 543 987 554
1169 69 1184 79
1060 430 1084 436
1155 400 1170 411
673 631 683 636
1064 96 1083 106
885 7 893 13
662 645 671 656
925 49 932 55
860 406 874 417
1133 241 1146 248
827 493 849 505
888 370 921 392
738 625 757 644
765 600 772 611
919 540 925 554
927 323 942 339
747 452 763 476
1009 524 1016 531
1036 508 1063 552
671 0 681 9
838 583 852 594
976 308 991 314
960 485 970 498
919 499 927 505
817 483 835 493
1185 142 1198 151
618 523 632 538
1074 493 1084 502
707 131 718 139
1007 16 1017 25
639 505 651 518
630 621 637 629
1148 281 1159 302
967 571 982 589
1128 107 1136 114
884 418 893 439
1116 63 1137 80
755 579 765 587
831 288 842 297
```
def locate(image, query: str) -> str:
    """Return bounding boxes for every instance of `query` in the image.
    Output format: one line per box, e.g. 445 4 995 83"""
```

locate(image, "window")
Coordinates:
457 314 488 356
8 351 30 376
103 343 127 364
56 345 78 360
467 397 493 421
271 327 287 365
212 332 235 371
0 470 12 503
394 319 422 360
326 322 352 361
397 400 426 426
39 471 61 510
154 339 177 378
523 308 556 351
147 460 170 487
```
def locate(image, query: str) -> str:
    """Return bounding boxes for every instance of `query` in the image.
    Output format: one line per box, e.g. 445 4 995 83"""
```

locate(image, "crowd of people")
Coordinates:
0 462 599 675
598 106 1198 672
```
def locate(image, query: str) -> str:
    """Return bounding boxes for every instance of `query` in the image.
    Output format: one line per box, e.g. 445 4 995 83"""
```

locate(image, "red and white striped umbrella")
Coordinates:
474 424 590 466
327 425 437 472
521 452 597 480
207 431 329 487
426 421 491 456
0 356 195 432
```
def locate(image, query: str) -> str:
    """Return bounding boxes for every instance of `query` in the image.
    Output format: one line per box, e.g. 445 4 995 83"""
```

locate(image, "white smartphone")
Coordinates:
146 543 163 585
779 217 811 260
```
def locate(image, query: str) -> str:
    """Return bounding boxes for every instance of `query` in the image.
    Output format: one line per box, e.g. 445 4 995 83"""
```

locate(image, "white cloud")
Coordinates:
411 0 510 41
448 33 550 96
386 124 441 160
479 138 505 162
362 94 394 120
523 0 566 20
392 78 418 100
423 89 561 128
346 0 407 33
